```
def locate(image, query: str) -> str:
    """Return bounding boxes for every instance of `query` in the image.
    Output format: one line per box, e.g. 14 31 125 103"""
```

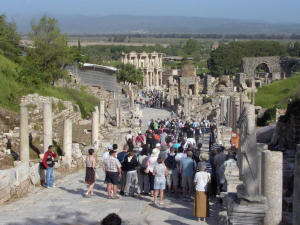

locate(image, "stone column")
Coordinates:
170 86 174 106
91 111 99 150
43 102 53 153
195 79 199 96
99 100 105 127
261 150 283 225
149 72 152 87
293 145 300 225
63 119 72 168
118 97 122 128
156 72 159 88
129 90 134 109
184 96 189 117
20 104 29 163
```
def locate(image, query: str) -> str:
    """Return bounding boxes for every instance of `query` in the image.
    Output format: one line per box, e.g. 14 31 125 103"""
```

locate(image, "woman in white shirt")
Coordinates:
194 162 210 222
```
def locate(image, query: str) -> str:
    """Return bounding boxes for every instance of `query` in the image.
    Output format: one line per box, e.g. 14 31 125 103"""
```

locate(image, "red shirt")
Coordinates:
42 151 57 168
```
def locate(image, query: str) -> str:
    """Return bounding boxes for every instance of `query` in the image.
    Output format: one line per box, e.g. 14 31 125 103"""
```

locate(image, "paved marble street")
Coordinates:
0 168 220 225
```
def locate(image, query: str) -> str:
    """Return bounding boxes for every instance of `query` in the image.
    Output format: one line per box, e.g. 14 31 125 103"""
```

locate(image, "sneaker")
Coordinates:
120 191 125 196
51 185 57 188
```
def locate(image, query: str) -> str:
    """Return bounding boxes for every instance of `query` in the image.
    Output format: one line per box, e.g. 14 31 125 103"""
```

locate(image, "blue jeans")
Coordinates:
46 167 54 187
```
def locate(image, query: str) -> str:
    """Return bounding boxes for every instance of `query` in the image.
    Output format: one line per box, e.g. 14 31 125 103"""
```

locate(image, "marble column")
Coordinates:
43 102 53 153
293 145 300 225
20 104 29 163
63 119 72 168
99 100 105 127
195 79 199 96
170 86 174 106
129 90 134 109
262 150 283 225
91 111 99 150
149 72 152 87
118 97 122 128
184 96 189 117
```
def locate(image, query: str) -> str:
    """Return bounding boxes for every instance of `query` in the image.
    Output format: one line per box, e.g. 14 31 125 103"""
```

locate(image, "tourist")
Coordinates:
103 145 122 199
137 146 150 195
117 144 129 196
153 157 168 205
103 145 112 161
101 213 122 225
214 147 226 194
180 151 197 199
125 131 134 150
146 147 160 197
135 131 144 145
165 148 179 196
85 148 96 197
42 145 57 188
194 162 211 222
123 150 141 197
160 129 168 144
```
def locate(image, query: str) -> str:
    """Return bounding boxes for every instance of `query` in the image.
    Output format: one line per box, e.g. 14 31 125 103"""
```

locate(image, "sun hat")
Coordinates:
151 148 160 157
156 143 161 148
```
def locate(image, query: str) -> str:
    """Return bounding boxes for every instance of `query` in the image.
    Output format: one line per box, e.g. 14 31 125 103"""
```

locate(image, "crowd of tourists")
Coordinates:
138 89 166 108
79 117 238 222
41 116 238 222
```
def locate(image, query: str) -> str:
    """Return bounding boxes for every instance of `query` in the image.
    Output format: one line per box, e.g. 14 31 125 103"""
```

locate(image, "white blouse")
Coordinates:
194 171 211 191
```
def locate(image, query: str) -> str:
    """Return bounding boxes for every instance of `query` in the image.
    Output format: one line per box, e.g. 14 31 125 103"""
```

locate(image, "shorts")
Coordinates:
182 176 193 190
154 177 166 190
166 168 179 187
105 171 119 185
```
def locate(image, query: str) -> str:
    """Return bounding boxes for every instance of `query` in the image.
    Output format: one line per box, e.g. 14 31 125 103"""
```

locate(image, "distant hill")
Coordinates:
7 14 300 35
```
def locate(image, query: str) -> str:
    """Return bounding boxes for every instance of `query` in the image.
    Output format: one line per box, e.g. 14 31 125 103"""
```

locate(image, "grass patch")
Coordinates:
255 74 300 109
0 54 98 118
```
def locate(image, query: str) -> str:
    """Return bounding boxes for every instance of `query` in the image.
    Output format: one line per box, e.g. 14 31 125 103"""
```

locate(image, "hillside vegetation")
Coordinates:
0 54 98 118
255 74 300 109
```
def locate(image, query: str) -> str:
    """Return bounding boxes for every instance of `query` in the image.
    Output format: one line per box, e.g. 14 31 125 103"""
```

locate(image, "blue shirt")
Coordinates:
181 157 196 177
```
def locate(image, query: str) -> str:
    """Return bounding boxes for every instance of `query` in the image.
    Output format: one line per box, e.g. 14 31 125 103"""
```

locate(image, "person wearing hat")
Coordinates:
194 162 210 222
135 131 145 145
146 145 160 197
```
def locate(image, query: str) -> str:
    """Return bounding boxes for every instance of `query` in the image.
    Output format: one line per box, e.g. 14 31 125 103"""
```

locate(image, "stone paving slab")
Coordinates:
0 169 220 225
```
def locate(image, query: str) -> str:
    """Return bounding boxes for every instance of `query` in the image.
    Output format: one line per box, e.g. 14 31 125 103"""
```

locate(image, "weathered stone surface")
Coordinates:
262 150 283 225
0 186 10 204
293 145 300 225
29 163 40 185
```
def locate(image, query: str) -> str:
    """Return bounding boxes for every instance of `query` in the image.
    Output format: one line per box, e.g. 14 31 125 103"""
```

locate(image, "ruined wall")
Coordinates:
241 56 281 77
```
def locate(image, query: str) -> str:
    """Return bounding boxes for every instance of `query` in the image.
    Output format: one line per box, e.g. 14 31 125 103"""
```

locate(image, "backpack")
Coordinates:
165 154 177 170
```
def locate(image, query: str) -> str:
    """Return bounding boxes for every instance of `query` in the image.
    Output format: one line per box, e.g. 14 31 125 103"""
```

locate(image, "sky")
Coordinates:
1 0 300 23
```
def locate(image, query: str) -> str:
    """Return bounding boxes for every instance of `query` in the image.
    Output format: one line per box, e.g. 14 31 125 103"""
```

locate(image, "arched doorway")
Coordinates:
254 63 272 87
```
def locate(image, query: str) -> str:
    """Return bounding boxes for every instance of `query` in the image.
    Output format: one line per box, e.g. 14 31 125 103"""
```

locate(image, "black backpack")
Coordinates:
165 153 177 170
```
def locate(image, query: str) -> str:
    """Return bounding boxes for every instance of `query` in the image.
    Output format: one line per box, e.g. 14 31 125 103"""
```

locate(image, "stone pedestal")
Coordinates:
99 100 105 126
63 119 72 168
43 102 53 153
20 104 29 163
293 145 300 225
91 111 99 150
261 150 283 225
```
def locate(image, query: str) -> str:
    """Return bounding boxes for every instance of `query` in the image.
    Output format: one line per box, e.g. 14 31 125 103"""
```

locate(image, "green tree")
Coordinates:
184 39 200 55
27 15 69 83
208 40 287 76
117 64 143 84
0 15 21 61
